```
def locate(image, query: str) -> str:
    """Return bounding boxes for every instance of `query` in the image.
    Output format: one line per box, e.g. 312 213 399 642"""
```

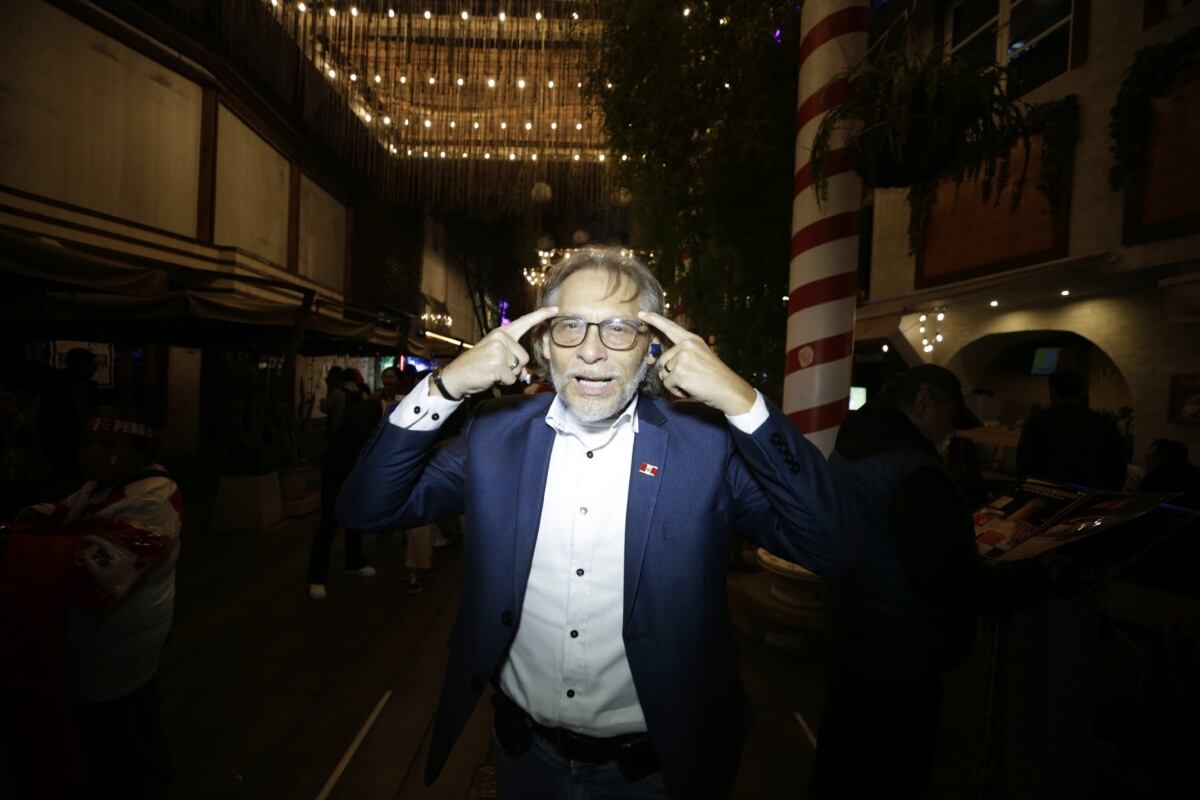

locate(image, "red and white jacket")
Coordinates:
23 467 182 702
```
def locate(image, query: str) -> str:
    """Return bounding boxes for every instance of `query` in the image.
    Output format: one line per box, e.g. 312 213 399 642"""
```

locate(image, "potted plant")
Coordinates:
809 30 1030 251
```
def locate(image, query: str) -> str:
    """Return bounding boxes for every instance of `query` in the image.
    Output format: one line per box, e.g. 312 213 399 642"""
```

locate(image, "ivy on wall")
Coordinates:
1108 23 1200 191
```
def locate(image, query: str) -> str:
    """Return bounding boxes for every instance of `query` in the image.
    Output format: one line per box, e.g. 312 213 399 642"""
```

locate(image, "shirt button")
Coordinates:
586 451 594 459
566 690 576 698
432 413 440 421
501 610 514 625
576 568 584 577
413 406 422 414
570 630 579 639
579 506 588 515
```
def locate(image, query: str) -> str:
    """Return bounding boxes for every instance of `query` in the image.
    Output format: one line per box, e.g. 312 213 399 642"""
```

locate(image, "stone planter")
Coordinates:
279 466 309 501
210 445 284 533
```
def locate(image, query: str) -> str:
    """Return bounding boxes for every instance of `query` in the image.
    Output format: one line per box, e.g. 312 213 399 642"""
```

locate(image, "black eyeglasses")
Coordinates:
547 316 647 350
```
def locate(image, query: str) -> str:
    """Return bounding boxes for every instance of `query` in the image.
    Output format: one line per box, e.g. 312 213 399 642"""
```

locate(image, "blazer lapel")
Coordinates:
513 414 555 611
624 397 668 626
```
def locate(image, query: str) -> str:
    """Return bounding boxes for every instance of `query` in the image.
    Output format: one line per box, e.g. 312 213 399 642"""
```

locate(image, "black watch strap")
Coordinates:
432 370 463 402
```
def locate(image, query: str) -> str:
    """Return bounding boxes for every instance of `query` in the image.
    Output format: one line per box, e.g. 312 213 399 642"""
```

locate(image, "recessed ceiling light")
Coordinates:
1060 289 1070 297
989 300 999 307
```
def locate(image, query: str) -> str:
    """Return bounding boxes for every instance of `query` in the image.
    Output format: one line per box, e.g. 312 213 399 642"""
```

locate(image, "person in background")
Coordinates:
1140 439 1199 494
1017 369 1127 490
306 368 378 600
3 407 182 798
814 365 1042 800
376 365 402 408
319 365 346 440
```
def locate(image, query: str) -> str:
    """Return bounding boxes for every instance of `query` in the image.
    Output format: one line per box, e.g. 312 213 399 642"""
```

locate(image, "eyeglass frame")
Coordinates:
545 315 649 351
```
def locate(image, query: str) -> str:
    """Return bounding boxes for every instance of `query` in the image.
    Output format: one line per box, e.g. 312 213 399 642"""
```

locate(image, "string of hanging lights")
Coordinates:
262 1 614 213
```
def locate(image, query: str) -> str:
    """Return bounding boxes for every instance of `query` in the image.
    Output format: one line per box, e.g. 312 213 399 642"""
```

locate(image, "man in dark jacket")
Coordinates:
811 364 993 799
1017 369 1127 490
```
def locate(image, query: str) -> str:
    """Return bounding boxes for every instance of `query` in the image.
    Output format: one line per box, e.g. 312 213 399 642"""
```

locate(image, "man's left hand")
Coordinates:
639 311 757 416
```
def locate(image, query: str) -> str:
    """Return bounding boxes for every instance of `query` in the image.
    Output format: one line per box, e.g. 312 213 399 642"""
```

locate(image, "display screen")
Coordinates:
849 386 868 411
1031 347 1061 376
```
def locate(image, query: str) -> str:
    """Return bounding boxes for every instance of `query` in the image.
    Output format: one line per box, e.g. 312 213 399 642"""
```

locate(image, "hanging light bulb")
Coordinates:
328 6 336 16
919 314 927 322
881 344 889 353
423 10 432 20
935 333 944 342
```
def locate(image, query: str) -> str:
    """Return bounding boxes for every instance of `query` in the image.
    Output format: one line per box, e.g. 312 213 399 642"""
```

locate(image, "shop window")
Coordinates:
945 0 1080 96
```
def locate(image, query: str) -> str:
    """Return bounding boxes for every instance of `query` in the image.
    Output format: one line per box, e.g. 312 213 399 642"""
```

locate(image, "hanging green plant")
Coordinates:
1027 94 1081 217
811 39 1028 195
1108 23 1200 190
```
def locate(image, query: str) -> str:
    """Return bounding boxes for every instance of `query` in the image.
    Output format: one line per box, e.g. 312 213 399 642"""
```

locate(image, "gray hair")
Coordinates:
531 246 664 395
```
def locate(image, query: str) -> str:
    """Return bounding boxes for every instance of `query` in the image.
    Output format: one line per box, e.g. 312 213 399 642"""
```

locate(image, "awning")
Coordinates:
0 229 169 297
0 290 404 352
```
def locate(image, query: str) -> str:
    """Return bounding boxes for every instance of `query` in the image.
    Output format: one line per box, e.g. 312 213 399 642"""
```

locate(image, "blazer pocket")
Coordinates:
661 506 732 541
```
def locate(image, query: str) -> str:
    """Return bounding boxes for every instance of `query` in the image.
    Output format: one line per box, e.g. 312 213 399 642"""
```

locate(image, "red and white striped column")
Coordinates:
785 0 870 457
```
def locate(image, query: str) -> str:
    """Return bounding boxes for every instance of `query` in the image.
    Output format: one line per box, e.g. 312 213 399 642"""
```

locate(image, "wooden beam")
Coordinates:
287 163 301 274
196 87 219 243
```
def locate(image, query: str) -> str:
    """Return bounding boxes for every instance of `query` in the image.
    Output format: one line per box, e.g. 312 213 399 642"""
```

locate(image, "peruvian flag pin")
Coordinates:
638 463 659 477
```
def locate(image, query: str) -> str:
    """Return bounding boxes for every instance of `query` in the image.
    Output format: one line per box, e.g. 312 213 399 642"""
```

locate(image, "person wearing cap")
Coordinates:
810 365 994 799
3 406 181 797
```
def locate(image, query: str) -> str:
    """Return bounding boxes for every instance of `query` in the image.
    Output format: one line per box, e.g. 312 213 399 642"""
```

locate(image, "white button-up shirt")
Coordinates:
390 377 769 736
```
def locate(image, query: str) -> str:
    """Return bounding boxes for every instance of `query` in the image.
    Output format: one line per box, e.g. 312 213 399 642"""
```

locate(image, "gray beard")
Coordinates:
551 359 649 423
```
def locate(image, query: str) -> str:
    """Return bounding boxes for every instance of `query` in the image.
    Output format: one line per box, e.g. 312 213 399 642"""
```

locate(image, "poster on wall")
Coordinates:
51 341 113 387
1168 373 1200 424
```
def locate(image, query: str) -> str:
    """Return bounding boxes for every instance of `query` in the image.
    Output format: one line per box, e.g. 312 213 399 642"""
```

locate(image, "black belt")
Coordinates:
491 689 659 780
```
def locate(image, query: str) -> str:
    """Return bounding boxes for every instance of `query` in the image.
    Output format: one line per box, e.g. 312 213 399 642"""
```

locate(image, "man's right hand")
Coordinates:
433 306 559 399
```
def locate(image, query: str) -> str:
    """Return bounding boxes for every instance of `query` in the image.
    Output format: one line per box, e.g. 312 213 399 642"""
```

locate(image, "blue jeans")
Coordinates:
492 730 670 800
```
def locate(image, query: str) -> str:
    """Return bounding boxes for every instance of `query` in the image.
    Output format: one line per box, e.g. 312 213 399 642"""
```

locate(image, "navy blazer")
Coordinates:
337 391 855 799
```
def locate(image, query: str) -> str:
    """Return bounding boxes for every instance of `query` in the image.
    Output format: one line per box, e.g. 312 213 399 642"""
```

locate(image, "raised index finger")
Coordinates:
500 305 559 341
637 311 695 345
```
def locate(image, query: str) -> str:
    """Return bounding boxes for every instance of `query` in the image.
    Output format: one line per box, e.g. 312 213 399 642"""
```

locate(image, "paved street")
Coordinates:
157 475 982 799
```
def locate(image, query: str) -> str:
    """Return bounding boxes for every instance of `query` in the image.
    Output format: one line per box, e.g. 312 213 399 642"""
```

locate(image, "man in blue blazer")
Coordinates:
338 247 855 799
